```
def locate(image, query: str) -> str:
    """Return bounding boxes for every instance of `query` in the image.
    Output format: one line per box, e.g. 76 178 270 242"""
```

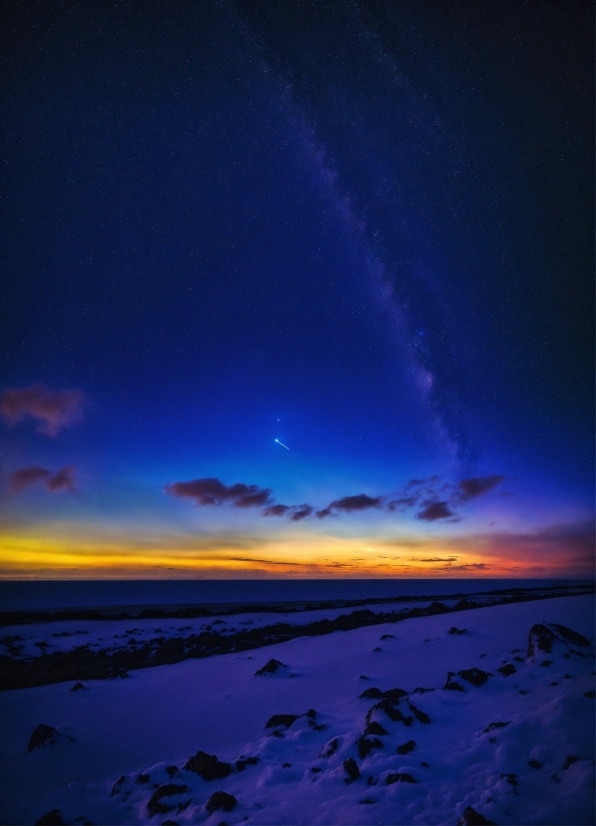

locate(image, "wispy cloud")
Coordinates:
0 384 86 436
9 465 77 494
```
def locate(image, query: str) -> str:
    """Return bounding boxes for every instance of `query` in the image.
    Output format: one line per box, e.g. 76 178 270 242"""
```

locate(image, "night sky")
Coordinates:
1 0 593 579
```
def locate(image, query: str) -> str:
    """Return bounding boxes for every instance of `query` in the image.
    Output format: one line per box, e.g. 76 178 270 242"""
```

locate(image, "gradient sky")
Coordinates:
1 0 593 579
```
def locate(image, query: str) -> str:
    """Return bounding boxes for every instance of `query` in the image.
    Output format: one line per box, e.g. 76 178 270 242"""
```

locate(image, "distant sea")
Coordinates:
0 579 591 612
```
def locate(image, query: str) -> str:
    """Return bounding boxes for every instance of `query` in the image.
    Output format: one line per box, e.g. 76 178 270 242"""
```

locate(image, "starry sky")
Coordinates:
1 0 593 579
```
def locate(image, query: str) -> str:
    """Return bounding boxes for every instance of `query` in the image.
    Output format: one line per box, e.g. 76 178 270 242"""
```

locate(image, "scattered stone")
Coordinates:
483 721 510 734
563 755 579 769
265 714 299 729
269 730 283 738
397 739 416 755
282 762 291 768
137 773 150 784
162 821 178 825
540 660 552 667
457 805 495 825
382 687 408 702
147 784 189 817
359 675 369 680
28 724 60 752
408 702 431 723
380 634 395 640
110 776 127 796
528 759 543 769
497 664 516 677
343 757 360 782
513 656 524 662
184 751 231 780
320 738 338 757
421 761 429 767
449 627 468 635
255 659 287 676
501 773 517 786
70 682 87 692
311 766 322 773
34 811 66 825
412 687 434 694
235 757 258 771
359 798 376 804
205 791 237 813
364 721 388 736
165 765 179 778
373 647 382 652
357 735 384 759
370 699 413 726
458 668 490 687
306 708 317 719
385 772 417 784
360 687 383 700
584 690 595 698
443 673 464 692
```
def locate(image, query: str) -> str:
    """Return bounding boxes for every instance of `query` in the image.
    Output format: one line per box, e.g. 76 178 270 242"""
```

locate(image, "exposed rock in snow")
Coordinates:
457 805 495 825
27 724 60 752
183 750 231 780
254 658 287 676
205 790 237 812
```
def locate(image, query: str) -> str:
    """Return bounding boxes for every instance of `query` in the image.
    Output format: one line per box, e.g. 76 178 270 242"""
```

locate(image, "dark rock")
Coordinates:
483 721 510 734
269 730 283 738
458 668 490 687
497 664 516 676
70 682 86 691
428 601 449 614
454 600 476 610
540 660 552 667
552 624 592 648
137 773 150 784
408 702 431 723
343 757 360 782
380 634 395 640
357 735 384 759
265 714 299 729
412 687 434 694
513 656 524 662
584 690 595 698
162 821 178 825
282 762 291 768
396 739 416 755
184 751 231 780
528 759 543 769
563 755 579 770
235 757 258 771
443 673 464 692
421 761 429 767
311 766 322 773
165 765 179 778
373 646 382 652
320 738 338 757
28 724 60 751
205 791 237 813
385 772 417 784
382 687 408 702
359 798 376 804
501 773 517 786
527 624 556 657
255 658 287 676
35 810 66 825
364 721 388 736
372 699 413 726
449 627 468 635
360 687 383 700
147 784 189 817
457 806 495 825
306 708 317 719
110 776 127 796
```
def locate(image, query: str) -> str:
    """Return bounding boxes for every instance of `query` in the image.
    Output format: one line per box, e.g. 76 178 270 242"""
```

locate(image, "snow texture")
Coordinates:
0 594 593 825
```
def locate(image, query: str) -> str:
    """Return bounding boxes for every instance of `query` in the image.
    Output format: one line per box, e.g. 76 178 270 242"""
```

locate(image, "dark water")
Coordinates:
0 579 590 611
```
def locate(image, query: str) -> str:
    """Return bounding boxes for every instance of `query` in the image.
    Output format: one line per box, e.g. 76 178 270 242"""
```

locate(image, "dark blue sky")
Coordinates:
1 0 593 578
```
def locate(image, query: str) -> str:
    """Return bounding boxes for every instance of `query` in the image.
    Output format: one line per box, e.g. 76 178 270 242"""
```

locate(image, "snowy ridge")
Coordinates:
1 595 594 825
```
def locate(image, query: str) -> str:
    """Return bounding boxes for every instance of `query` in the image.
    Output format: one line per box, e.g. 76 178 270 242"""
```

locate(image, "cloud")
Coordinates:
165 477 273 508
0 384 86 436
417 501 454 521
415 556 459 562
263 503 313 520
457 475 504 501
9 465 77 494
440 562 489 571
317 493 383 518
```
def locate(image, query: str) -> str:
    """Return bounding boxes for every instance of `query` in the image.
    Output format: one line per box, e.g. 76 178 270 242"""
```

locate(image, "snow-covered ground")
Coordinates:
0 594 594 825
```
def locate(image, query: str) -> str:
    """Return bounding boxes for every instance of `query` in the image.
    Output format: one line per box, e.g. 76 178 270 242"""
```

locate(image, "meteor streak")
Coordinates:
274 438 290 450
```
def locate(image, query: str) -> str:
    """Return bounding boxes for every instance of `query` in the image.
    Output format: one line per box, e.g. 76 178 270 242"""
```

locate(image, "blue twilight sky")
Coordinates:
0 0 593 578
